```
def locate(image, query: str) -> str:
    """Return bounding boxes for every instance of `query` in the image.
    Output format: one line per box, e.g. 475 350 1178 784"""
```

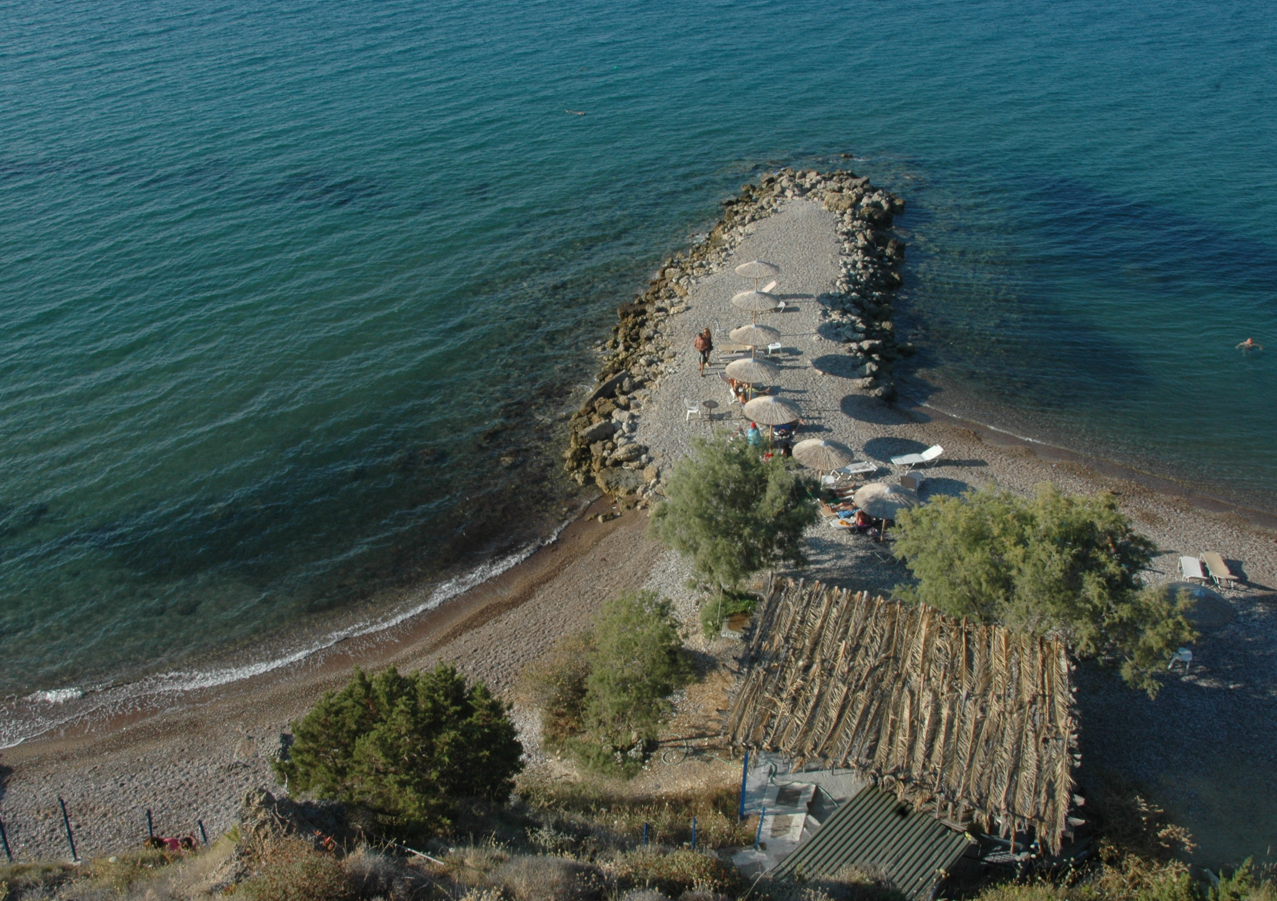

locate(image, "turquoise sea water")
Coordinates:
3 0 1275 741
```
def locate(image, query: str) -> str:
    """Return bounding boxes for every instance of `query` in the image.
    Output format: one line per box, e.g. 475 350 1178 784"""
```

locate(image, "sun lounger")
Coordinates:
890 445 944 470
1179 556 1207 583
1200 552 1239 589
835 461 877 479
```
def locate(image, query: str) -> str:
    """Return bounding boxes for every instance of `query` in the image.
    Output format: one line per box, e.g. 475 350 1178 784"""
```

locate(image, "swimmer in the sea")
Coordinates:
1237 338 1264 351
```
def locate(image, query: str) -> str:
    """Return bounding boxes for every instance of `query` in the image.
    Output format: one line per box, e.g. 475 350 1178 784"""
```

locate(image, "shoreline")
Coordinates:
3 172 1275 868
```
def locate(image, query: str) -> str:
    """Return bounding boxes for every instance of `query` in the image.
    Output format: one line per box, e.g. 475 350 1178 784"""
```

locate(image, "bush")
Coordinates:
239 836 353 901
608 848 740 898
892 485 1196 696
520 631 594 751
274 663 524 836
650 434 819 595
699 588 758 638
579 591 693 775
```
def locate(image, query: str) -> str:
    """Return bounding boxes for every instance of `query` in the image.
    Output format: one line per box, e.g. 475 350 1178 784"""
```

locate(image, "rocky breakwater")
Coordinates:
562 167 909 504
789 168 912 401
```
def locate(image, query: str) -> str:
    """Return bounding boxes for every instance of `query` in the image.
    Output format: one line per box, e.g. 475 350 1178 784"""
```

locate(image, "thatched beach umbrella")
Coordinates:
725 357 778 383
853 482 919 521
742 395 801 444
729 324 781 359
731 290 779 325
792 438 855 473
734 259 780 289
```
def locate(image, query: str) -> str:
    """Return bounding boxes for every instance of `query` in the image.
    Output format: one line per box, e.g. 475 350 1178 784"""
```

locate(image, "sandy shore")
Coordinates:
3 196 1274 869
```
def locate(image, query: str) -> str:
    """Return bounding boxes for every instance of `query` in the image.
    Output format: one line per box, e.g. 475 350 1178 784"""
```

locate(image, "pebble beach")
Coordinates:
3 184 1276 870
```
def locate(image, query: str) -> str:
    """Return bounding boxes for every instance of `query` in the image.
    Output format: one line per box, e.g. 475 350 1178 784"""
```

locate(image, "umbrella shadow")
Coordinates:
840 394 911 427
914 476 972 500
811 353 864 378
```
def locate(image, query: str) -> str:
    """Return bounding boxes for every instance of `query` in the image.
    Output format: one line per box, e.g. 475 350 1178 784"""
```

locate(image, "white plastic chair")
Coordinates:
1168 648 1193 673
684 398 703 421
766 342 783 356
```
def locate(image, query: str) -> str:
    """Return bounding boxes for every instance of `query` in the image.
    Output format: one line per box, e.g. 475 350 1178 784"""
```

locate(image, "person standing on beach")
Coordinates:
693 328 713 376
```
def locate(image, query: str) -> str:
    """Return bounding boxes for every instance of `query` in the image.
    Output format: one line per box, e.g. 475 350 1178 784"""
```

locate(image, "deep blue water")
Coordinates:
2 0 1275 738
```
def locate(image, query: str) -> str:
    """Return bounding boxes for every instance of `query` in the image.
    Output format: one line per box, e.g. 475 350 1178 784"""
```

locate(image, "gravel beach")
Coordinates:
3 197 1274 869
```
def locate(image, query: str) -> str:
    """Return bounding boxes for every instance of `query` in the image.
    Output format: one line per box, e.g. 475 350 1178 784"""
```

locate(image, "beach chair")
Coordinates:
1200 552 1239 589
1179 556 1207 583
1168 648 1193 673
765 342 783 356
683 397 703 421
899 473 923 492
835 461 877 479
890 445 944 470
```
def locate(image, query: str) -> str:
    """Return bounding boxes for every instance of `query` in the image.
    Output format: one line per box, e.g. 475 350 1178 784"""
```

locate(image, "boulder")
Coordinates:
579 420 617 443
595 467 646 497
610 443 646 464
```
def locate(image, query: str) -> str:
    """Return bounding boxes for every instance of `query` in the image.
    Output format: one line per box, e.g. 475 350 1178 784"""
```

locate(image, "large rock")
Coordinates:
595 467 646 497
610 443 646 464
579 420 617 443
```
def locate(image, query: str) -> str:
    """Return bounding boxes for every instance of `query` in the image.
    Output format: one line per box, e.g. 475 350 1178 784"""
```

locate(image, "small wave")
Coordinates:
26 687 84 704
915 400 1047 446
2 509 584 749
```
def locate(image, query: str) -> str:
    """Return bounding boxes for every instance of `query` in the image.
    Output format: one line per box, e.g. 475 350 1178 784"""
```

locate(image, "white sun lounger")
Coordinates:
1179 556 1207 583
890 445 944 470
834 461 877 479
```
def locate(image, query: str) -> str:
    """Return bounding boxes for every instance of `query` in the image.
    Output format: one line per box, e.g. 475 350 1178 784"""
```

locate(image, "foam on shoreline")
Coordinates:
1 508 585 749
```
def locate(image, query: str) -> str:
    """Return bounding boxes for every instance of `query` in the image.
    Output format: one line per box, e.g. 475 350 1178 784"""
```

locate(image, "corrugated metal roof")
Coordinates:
772 787 974 900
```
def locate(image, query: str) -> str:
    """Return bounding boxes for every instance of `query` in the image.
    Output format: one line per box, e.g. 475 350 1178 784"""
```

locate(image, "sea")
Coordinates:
3 0 1275 745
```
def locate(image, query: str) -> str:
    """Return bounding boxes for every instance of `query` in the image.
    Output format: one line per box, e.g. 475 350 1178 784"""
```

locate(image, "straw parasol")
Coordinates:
731 290 780 324
743 395 801 424
725 357 778 385
852 482 919 521
792 438 855 473
729 324 781 358
734 259 780 289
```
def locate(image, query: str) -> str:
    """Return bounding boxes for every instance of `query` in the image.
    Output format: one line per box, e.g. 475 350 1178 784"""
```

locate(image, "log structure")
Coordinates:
725 577 1078 854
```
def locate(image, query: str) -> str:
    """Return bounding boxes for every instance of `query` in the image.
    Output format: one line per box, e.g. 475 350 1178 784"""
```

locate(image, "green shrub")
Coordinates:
274 662 524 836
520 631 594 751
650 434 819 595
579 591 693 775
893 484 1196 696
699 588 758 638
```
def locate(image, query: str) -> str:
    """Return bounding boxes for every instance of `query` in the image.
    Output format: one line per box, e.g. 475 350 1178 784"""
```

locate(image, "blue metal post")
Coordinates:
691 817 697 850
146 809 154 839
754 806 766 850
58 797 78 862
0 814 12 862
642 822 649 846
198 820 209 845
738 750 750 821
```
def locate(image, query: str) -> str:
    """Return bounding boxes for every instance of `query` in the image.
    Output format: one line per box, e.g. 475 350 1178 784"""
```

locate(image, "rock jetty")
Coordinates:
563 167 909 504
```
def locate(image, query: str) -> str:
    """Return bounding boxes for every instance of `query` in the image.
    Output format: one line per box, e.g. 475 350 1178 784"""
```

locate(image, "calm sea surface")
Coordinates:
3 0 1275 742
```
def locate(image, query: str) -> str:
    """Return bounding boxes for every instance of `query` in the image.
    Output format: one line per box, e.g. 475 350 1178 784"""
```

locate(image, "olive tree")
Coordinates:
892 484 1196 696
649 434 819 594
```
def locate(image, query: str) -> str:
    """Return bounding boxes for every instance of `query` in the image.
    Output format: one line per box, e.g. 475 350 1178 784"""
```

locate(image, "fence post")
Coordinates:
738 750 750 821
58 797 78 862
691 817 697 850
198 820 209 845
146 809 154 839
642 822 648 846
0 814 12 862
754 806 766 850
